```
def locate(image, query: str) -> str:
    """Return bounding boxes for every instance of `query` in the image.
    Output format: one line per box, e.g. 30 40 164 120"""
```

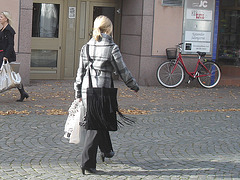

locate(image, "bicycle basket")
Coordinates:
166 48 177 60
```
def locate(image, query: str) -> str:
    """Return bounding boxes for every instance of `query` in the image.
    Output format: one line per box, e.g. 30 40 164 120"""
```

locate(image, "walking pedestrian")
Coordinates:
0 11 29 102
74 15 139 174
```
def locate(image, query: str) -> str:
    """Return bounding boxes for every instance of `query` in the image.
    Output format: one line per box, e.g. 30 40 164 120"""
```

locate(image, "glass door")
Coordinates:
89 1 121 45
31 0 63 79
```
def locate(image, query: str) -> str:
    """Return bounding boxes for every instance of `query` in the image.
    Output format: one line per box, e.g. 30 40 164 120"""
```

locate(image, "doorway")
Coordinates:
31 0 63 79
74 1 121 76
89 2 121 44
30 0 121 80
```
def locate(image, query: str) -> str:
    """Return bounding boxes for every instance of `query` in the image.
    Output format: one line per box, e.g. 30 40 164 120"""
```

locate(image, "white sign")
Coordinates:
183 0 215 54
69 7 76 19
185 31 211 41
186 9 212 20
184 42 211 52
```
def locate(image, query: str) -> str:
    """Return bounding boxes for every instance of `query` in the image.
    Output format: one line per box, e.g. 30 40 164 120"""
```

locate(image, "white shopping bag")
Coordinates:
0 61 21 93
64 100 86 145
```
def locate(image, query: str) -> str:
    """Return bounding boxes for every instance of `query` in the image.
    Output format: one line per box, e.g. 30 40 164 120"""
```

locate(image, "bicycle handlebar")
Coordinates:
176 43 183 52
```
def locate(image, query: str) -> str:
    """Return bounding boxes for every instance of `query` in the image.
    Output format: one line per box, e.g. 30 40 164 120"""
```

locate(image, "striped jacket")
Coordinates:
74 33 139 105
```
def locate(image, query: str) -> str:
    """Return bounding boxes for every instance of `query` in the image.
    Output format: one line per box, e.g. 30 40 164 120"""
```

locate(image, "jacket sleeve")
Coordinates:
4 30 15 59
111 44 139 92
74 45 87 98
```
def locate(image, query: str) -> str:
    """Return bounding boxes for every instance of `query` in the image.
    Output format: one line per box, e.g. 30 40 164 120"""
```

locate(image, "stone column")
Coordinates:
121 0 154 86
18 0 33 85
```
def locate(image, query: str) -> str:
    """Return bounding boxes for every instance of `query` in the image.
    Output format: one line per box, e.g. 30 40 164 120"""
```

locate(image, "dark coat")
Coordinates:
0 24 16 63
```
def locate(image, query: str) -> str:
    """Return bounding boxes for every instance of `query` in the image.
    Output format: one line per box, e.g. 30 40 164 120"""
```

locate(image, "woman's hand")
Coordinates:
3 57 8 62
77 98 82 102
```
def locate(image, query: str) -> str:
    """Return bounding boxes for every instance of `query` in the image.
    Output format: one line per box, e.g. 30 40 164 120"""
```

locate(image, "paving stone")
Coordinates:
0 80 240 179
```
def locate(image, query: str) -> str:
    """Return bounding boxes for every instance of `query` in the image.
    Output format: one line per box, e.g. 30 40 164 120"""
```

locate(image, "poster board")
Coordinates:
182 0 215 54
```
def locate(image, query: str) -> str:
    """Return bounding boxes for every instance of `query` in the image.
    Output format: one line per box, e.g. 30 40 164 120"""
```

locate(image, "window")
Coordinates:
93 6 115 26
218 9 240 66
162 0 183 6
32 3 60 38
31 50 58 67
221 0 235 7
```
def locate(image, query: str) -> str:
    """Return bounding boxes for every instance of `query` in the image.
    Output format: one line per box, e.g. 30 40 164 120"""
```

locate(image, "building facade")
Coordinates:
2 0 240 86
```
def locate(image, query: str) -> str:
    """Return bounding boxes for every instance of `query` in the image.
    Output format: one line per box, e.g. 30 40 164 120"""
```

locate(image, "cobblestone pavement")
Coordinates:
0 80 240 179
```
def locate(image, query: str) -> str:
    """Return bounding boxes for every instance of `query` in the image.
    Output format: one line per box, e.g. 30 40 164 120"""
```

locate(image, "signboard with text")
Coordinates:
182 0 215 55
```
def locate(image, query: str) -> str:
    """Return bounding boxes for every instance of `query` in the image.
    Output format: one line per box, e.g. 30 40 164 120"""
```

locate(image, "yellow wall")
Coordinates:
152 0 183 55
0 1 20 52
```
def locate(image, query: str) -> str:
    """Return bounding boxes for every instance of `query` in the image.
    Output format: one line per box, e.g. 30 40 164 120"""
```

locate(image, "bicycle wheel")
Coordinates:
197 61 221 88
156 61 184 88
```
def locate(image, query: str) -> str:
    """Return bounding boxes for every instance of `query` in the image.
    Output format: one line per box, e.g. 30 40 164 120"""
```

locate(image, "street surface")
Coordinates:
0 80 239 179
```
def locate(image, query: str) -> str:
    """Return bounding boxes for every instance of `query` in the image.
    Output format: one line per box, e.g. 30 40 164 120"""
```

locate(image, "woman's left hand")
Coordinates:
3 57 8 62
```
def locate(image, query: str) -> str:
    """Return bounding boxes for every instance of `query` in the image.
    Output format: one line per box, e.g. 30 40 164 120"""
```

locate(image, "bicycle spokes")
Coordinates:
157 62 184 88
197 62 221 88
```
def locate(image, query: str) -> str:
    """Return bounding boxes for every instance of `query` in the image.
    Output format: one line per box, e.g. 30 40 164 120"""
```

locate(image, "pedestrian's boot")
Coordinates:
101 150 115 162
17 84 29 102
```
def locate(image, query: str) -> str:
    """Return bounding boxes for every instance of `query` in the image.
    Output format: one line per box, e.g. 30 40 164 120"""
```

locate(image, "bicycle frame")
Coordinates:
172 52 211 78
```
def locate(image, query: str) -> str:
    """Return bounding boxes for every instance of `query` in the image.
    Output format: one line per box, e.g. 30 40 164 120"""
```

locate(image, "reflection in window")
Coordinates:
32 3 60 38
31 50 58 67
218 9 240 66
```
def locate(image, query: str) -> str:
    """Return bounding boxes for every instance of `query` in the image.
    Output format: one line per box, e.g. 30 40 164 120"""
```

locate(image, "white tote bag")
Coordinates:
10 62 20 73
0 64 8 92
0 61 21 93
64 100 86 145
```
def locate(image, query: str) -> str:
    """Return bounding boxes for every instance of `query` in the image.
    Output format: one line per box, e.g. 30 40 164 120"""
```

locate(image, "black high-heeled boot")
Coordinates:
101 150 115 162
17 84 29 102
81 166 97 175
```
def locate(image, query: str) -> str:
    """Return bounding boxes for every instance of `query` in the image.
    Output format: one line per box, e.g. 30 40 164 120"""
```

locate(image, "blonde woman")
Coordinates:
0 11 29 101
75 15 139 174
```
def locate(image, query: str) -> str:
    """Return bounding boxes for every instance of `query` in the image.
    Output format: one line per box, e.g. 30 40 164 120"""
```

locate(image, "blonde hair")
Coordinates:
93 15 113 41
1 11 12 25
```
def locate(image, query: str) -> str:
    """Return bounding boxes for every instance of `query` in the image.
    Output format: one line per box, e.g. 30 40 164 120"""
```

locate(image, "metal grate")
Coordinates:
162 0 183 6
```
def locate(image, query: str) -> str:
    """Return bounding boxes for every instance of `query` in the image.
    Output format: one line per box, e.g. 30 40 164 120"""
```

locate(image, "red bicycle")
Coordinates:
156 43 221 88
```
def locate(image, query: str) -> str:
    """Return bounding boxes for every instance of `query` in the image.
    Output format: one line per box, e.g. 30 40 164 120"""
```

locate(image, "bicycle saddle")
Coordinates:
196 51 206 57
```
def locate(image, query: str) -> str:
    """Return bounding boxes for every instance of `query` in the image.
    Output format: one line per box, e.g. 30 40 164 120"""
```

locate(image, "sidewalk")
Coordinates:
0 80 240 179
1 79 239 114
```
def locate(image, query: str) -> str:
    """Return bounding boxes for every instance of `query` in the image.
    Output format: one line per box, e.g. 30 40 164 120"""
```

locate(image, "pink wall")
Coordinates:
1 0 32 85
121 0 185 86
152 0 183 55
0 1 20 52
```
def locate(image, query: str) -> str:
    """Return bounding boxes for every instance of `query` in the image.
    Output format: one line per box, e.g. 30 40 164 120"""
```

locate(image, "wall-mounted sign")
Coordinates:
185 31 211 41
182 0 215 55
186 9 212 20
69 7 76 19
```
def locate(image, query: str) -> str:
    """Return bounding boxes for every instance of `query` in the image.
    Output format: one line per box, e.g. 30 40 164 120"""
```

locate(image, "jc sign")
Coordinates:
199 0 208 8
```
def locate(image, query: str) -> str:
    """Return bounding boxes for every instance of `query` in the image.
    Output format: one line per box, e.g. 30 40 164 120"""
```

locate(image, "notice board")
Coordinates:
182 0 215 54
